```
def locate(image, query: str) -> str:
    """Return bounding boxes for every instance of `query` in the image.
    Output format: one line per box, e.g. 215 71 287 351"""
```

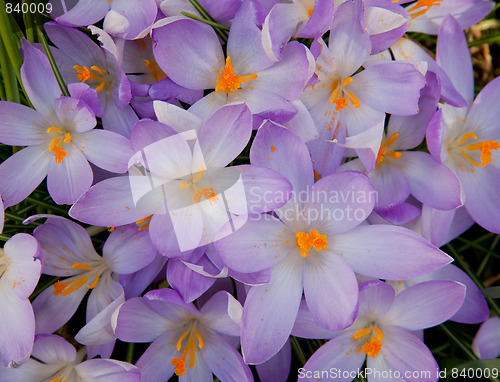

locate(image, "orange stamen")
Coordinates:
376 133 402 164
171 326 204 376
407 0 442 20
74 65 107 92
458 132 499 168
216 57 257 93
144 60 167 82
296 229 329 258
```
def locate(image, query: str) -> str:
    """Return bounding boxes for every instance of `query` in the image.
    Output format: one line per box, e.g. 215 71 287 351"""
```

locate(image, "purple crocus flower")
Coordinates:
297 280 466 382
69 102 292 258
29 217 155 355
0 40 133 206
44 22 139 137
427 15 500 233
152 0 314 125
113 289 254 381
214 123 453 363
473 316 500 359
301 0 425 140
338 72 462 217
50 0 158 40
160 0 242 23
0 234 41 367
0 334 140 381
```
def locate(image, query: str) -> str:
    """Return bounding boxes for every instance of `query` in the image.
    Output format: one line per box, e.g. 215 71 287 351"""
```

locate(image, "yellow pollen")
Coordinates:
353 327 384 358
74 65 107 92
47 126 71 164
48 378 66 382
71 263 94 271
192 187 218 204
179 167 218 204
144 59 167 82
216 57 257 93
54 274 90 296
376 133 402 164
296 229 329 258
458 131 499 168
407 0 442 20
330 77 359 111
171 327 204 376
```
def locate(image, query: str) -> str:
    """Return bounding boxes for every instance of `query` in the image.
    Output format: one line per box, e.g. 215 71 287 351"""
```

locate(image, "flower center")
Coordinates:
47 126 72 164
144 59 167 82
330 77 360 112
376 133 402 164
179 166 219 205
406 0 442 20
456 132 499 169
53 262 104 296
171 324 204 376
74 65 107 92
215 57 258 93
295 229 329 258
353 326 384 358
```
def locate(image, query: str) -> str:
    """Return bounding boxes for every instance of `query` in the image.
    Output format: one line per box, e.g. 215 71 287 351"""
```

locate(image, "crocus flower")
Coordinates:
215 123 453 363
297 280 466 382
152 0 314 124
301 0 425 141
44 22 139 137
29 216 155 354
160 0 242 23
69 102 292 259
113 288 253 381
473 316 500 359
427 15 500 233
0 334 140 382
0 234 41 367
0 40 133 206
338 72 462 217
50 0 157 39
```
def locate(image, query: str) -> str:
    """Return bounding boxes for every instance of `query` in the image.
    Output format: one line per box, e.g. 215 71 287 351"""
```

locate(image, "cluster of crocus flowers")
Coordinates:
0 0 498 380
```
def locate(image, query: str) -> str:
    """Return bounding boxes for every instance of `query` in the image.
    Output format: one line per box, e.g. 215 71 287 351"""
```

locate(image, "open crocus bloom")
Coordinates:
296 280 466 382
113 289 253 381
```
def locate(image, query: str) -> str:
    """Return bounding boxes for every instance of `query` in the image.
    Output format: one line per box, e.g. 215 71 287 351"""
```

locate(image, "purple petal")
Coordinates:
31 334 76 364
299 331 366 382
69 177 147 226
370 162 410 209
167 257 216 302
54 96 96 133
201 330 253 382
256 339 291 382
152 18 222 89
306 171 375 235
334 225 453 280
383 280 466 330
153 100 203 134
47 143 93 204
380 326 438 382
0 146 50 207
250 122 313 198
0 288 35 367
20 39 61 116
358 280 395 320
51 0 109 27
0 102 46 146
103 225 156 274
200 291 242 337
101 102 139 139
472 316 500 359
109 0 157 39
135 334 176 381
241 256 303 364
75 358 140 382
351 62 425 115
199 103 252 167
304 252 358 331
3 233 41 299
397 151 462 210
465 75 500 140
437 15 474 104
215 215 289 273
74 130 133 173
329 0 371 78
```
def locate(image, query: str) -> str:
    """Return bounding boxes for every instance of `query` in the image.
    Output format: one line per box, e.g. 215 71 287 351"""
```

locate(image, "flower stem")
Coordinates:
180 12 230 31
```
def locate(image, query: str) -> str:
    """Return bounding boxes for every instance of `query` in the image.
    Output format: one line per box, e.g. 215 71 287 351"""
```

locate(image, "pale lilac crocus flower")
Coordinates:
113 289 254 381
297 280 466 382
29 216 155 358
0 234 41 367
0 334 140 382
301 0 425 146
427 15 500 233
215 123 453 364
0 39 133 206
